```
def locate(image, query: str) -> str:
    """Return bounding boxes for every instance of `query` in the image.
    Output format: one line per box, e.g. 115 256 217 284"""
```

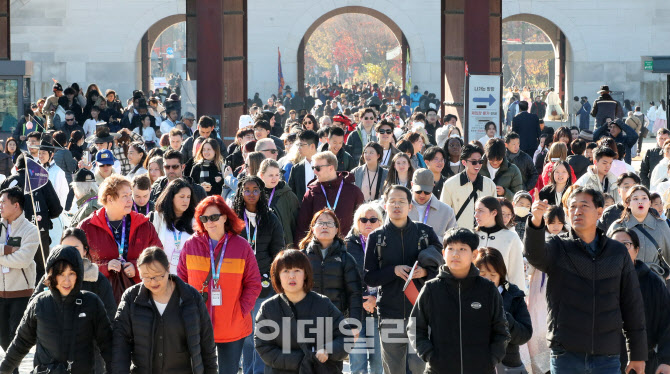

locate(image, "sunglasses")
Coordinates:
378 129 393 135
359 217 379 224
304 121 313 125
415 190 432 195
312 164 330 172
65 118 74 122
363 116 374 120
164 164 181 170
261 149 278 154
199 213 222 223
466 159 484 165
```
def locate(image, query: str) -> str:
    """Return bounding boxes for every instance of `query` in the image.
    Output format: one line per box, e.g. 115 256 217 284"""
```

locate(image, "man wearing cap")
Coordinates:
69 169 100 228
408 169 456 242
180 115 226 161
81 130 122 175
41 83 63 128
92 149 118 185
591 85 624 128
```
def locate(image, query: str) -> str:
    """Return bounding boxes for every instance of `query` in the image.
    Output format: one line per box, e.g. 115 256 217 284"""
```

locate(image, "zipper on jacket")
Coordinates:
401 230 406 319
459 282 463 374
591 256 596 354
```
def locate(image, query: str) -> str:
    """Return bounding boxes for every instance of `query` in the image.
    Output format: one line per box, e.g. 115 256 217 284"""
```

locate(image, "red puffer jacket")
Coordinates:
79 208 162 283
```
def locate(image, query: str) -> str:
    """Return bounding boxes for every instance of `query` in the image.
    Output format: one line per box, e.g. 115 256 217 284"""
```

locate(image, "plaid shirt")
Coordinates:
112 145 131 175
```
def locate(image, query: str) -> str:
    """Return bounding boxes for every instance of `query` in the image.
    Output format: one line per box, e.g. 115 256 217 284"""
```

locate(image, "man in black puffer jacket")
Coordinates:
0 245 112 374
303 237 362 323
525 187 647 373
364 186 442 374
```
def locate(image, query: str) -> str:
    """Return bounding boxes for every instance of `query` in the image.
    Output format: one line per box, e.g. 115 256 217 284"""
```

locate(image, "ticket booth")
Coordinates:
0 61 32 132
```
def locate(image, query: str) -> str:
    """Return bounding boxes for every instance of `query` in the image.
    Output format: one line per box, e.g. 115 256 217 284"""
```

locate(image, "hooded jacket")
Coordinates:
479 158 524 201
593 121 638 163
363 219 442 320
619 261 670 373
266 181 300 246
523 218 647 360
574 165 620 202
407 264 510 374
239 210 285 298
0 245 112 374
31 257 116 322
69 193 101 228
112 275 218 374
295 172 364 243
302 239 363 322
79 208 163 284
177 232 261 343
506 149 539 191
475 226 526 288
0 211 40 297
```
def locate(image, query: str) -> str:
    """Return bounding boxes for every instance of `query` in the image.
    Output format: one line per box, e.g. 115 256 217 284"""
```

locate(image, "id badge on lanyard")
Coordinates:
209 234 229 307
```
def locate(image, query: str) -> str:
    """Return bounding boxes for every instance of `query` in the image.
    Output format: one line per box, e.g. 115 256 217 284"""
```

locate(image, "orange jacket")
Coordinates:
178 232 261 343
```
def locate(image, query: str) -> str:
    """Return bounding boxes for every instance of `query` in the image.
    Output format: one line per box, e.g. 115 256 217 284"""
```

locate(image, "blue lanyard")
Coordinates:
209 234 229 284
172 230 183 248
422 200 432 224
320 180 344 210
244 212 259 248
105 214 126 259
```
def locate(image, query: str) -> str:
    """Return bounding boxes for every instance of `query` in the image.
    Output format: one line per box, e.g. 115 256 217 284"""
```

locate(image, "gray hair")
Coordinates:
181 111 195 120
351 203 385 236
71 181 98 200
255 138 275 152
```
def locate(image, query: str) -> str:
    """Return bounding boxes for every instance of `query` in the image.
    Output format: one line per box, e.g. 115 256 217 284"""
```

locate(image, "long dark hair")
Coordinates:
620 185 657 222
155 178 196 234
128 141 147 174
475 196 506 230
550 160 573 187
384 153 415 192
359 141 383 166
232 175 270 222
4 137 18 157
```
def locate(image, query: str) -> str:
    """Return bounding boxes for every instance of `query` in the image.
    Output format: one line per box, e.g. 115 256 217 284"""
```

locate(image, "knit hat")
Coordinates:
513 190 532 204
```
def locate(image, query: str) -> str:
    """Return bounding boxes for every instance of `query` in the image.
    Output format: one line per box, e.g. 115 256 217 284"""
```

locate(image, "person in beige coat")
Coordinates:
440 144 497 230
574 146 620 203
0 186 40 357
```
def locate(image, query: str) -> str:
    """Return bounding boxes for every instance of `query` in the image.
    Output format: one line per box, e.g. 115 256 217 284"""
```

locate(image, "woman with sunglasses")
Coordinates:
353 142 388 202
346 203 385 374
178 195 261 374
259 159 300 246
376 119 400 169
346 108 378 161
191 138 226 196
79 175 162 302
231 175 285 374
302 114 319 132
113 247 218 374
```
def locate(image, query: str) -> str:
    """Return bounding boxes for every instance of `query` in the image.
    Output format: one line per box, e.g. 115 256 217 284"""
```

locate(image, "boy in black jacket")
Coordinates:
407 228 510 374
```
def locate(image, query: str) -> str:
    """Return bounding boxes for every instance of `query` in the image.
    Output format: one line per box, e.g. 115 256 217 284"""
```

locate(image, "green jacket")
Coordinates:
266 181 300 246
70 193 101 228
479 158 524 201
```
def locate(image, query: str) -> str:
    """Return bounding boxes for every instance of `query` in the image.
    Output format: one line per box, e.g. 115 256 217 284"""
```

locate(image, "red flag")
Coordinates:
464 61 469 76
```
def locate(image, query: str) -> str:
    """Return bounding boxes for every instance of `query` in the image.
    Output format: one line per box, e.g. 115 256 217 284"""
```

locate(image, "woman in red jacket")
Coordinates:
79 174 162 301
178 195 261 374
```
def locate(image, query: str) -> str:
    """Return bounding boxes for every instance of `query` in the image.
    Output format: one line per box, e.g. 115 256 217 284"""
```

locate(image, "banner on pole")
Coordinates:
24 158 49 193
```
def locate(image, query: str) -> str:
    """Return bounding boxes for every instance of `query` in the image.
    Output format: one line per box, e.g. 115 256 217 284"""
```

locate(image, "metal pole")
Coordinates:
520 23 526 88
25 174 46 269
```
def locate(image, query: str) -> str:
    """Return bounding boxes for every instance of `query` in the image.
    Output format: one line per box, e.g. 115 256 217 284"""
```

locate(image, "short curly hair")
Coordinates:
98 174 132 205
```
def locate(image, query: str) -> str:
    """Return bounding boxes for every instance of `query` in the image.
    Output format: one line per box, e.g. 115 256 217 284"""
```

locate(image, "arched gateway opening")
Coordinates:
297 6 409 96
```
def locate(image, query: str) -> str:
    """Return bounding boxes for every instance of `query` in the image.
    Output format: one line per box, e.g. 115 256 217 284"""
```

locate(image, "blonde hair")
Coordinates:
312 151 338 167
351 203 385 236
246 152 266 176
545 142 568 163
98 174 132 205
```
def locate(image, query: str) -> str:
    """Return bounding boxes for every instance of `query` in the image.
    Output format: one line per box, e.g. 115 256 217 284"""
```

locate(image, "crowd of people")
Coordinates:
0 78 667 374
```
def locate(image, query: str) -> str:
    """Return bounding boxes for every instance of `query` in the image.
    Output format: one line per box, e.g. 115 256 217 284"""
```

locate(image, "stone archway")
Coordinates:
296 6 409 95
140 14 186 93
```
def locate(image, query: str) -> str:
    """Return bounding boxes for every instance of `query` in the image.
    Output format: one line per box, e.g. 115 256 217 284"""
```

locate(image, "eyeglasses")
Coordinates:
243 190 260 196
315 221 336 228
466 159 484 165
363 116 374 120
99 164 112 168
621 241 635 249
141 272 168 283
359 217 379 224
261 149 278 154
303 121 313 125
164 164 181 170
311 164 330 172
415 190 432 195
199 213 222 223
378 129 393 135
502 213 513 219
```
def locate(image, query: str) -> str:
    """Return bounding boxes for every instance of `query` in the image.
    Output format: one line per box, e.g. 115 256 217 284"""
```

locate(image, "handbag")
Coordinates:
641 126 649 138
635 224 670 280
109 269 135 304
31 299 83 374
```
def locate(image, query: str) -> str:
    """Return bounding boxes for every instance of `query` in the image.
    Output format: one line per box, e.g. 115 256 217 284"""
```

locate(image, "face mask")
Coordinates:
514 206 530 217
661 212 668 221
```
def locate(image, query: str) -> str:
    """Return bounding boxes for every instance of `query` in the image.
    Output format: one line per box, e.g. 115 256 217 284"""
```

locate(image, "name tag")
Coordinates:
171 251 180 266
211 286 222 306
2 266 10 273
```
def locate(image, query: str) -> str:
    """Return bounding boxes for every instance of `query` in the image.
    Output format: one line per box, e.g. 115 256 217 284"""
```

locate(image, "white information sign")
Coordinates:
467 75 501 142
